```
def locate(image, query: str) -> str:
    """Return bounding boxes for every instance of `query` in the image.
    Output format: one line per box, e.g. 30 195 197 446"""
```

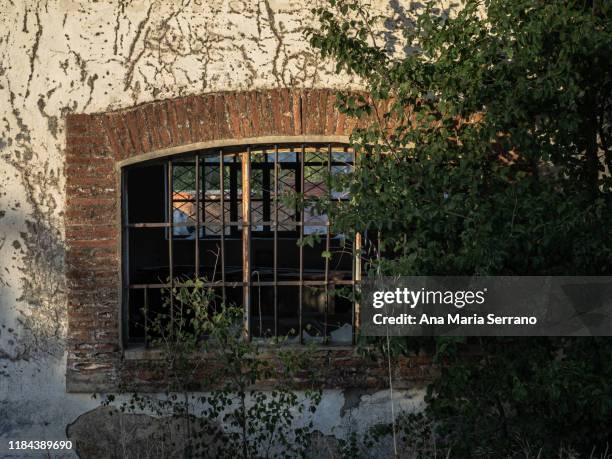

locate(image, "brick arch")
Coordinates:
64 89 433 392
99 89 360 162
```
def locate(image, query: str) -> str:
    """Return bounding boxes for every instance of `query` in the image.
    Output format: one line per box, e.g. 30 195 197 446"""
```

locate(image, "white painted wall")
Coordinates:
0 1 439 456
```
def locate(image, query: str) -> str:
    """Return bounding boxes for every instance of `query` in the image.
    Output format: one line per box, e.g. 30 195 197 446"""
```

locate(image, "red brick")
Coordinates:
143 104 162 150
65 226 118 240
165 100 181 146
65 156 113 165
318 90 329 134
249 91 261 136
152 102 171 148
262 92 275 135
66 113 93 129
69 277 118 290
280 88 293 135
65 207 116 224
292 90 301 135
100 114 120 156
107 113 133 160
235 91 250 138
66 196 115 206
225 92 242 138
303 89 326 135
269 89 283 136
214 93 230 139
135 109 153 153
191 95 206 142
68 238 118 249
174 98 192 144
66 144 112 160
184 96 199 143
325 92 338 135
65 161 114 177
124 111 142 154
66 124 93 138
66 175 114 187
66 133 108 148
66 245 117 257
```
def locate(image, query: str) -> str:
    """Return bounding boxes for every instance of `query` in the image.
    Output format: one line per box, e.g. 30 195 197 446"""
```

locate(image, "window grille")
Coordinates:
122 143 360 346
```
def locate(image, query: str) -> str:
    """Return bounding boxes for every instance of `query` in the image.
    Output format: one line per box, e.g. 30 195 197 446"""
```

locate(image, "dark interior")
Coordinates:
124 146 354 344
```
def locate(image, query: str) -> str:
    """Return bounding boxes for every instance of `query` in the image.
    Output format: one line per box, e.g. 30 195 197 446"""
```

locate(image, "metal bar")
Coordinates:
353 145 362 341
191 161 346 168
242 147 252 340
263 149 271 232
230 156 238 238
129 280 355 289
354 231 362 344
128 222 171 228
144 286 149 348
255 280 353 286
274 144 279 338
195 154 200 279
346 146 358 344
299 144 305 344
121 168 130 345
167 161 174 330
351 235 356 346
128 220 335 228
220 150 226 303
324 144 332 343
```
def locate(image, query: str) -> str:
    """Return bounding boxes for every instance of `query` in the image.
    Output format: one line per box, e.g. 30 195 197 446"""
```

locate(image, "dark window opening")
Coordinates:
123 143 359 346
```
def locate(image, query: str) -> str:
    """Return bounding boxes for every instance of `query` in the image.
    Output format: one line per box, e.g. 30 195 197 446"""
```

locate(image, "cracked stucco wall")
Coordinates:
0 0 441 456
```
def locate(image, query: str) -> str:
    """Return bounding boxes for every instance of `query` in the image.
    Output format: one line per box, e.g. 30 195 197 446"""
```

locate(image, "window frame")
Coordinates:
120 141 362 348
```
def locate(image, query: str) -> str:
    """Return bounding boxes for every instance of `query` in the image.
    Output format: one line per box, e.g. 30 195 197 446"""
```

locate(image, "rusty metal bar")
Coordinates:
354 231 362 344
274 144 279 338
299 144 305 344
143 286 149 348
121 168 130 345
128 222 171 228
167 161 174 328
220 150 226 302
128 220 335 228
195 154 200 279
230 155 239 238
347 145 359 344
263 149 271 233
242 147 252 340
129 280 354 289
324 144 332 343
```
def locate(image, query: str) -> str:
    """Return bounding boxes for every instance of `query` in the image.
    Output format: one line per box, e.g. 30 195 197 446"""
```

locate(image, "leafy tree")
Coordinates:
308 0 612 456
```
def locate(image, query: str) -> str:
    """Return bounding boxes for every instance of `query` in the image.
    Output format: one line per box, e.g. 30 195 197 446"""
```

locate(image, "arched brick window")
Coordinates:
64 89 435 392
63 89 362 390
123 143 358 345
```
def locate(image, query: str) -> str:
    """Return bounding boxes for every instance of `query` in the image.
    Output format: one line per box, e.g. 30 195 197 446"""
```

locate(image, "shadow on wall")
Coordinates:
383 1 460 56
0 155 67 366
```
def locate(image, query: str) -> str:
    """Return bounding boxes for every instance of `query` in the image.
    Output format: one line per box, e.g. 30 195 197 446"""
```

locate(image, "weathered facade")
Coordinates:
0 1 441 456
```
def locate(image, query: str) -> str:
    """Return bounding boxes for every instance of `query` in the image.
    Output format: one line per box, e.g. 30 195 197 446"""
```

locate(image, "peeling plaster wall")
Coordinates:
0 1 439 456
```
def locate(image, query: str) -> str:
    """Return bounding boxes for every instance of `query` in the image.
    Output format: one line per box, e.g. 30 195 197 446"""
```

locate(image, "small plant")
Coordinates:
98 278 321 458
